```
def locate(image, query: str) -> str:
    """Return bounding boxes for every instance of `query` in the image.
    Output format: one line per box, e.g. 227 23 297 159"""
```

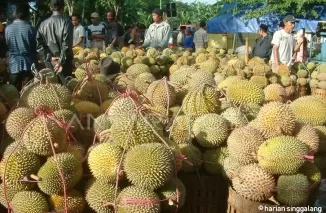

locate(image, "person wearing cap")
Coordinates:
87 12 105 50
140 8 172 49
194 21 208 51
251 24 273 60
5 4 36 91
270 15 297 73
36 0 73 85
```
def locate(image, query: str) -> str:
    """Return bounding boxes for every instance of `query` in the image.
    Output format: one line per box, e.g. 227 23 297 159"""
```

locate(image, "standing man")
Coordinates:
72 14 85 48
87 12 105 50
104 11 120 49
0 10 7 59
5 4 36 91
177 26 186 47
36 0 73 85
252 24 273 61
194 21 208 51
140 8 172 50
270 15 297 73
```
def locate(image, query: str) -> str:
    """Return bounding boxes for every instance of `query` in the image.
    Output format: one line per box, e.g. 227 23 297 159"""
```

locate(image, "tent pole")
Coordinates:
232 33 236 50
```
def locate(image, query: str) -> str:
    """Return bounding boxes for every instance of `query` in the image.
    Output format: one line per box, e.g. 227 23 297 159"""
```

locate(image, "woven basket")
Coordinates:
312 88 326 103
227 187 298 213
177 172 228 213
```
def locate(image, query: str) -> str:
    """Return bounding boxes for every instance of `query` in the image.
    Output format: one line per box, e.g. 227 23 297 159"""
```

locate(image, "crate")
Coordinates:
227 187 297 213
177 172 228 213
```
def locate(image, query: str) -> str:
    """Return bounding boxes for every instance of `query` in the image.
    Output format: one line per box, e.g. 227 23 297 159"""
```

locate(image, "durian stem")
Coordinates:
103 202 115 207
30 174 42 181
53 143 59 148
268 196 280 205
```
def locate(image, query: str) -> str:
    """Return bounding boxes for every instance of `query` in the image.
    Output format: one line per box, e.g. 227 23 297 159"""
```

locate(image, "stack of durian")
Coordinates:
0 45 325 213
309 63 326 96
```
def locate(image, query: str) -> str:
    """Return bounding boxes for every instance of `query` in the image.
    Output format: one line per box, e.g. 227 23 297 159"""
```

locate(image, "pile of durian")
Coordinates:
0 45 325 213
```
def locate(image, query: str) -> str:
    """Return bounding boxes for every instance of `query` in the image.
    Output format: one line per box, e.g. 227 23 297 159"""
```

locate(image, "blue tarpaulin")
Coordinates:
207 3 326 33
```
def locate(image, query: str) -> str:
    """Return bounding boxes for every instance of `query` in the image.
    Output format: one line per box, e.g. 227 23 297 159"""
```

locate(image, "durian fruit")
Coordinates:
276 64 291 76
217 76 242 90
5 107 36 140
37 153 83 195
145 79 176 108
263 84 287 102
117 186 161 213
0 83 20 106
0 142 41 191
73 79 109 104
88 143 123 183
22 115 68 156
10 191 49 213
49 189 85 213
66 143 85 162
123 143 174 190
74 101 101 118
85 179 116 213
157 178 186 211
250 76 269 88
232 164 276 202
221 107 249 127
179 143 202 172
168 115 192 144
299 161 322 184
182 84 221 119
248 57 265 70
26 83 71 110
293 122 319 153
203 146 229 174
222 157 241 179
126 63 151 78
93 114 112 136
314 126 326 152
192 114 229 148
221 65 237 77
53 108 79 133
252 63 271 76
0 183 18 208
256 102 296 138
106 96 139 120
110 112 163 150
227 126 264 165
277 174 310 206
198 57 219 74
169 66 196 87
297 69 308 78
257 136 309 175
146 48 159 58
227 80 265 106
187 70 216 91
134 72 156 94
291 96 326 126
307 62 316 71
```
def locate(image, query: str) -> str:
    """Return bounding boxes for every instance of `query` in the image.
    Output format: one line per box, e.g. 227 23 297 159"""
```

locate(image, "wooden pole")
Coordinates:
245 37 249 64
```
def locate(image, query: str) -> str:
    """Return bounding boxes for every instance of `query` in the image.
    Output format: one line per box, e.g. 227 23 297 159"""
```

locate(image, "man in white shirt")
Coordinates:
87 12 105 50
270 15 298 73
140 8 172 50
71 14 85 48
177 26 186 47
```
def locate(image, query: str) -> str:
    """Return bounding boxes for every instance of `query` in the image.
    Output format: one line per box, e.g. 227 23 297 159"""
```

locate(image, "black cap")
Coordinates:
50 0 64 8
283 15 299 23
152 8 163 16
259 24 268 32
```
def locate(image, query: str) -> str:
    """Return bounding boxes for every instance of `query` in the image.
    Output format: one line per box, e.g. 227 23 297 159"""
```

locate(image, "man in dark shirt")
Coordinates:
36 0 73 85
104 11 121 49
252 24 273 60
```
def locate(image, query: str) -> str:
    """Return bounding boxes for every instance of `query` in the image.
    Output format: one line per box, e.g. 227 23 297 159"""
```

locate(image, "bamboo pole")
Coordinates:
245 37 249 64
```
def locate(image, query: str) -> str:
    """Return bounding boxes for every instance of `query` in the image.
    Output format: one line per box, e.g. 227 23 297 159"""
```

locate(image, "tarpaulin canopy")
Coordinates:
207 3 326 33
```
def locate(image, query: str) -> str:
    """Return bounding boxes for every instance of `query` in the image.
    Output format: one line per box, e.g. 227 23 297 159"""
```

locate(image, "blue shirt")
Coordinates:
184 35 194 49
5 20 36 74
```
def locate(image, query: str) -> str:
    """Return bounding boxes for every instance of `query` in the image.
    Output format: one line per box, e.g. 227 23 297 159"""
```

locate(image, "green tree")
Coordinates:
221 0 325 19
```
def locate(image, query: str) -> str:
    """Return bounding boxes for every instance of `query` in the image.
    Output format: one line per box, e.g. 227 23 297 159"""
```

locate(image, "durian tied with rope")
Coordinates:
73 76 110 105
37 152 83 195
145 78 176 109
182 84 221 119
25 82 72 111
21 106 69 156
48 189 86 213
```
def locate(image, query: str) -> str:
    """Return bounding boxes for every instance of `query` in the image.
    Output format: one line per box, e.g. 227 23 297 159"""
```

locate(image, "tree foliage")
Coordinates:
221 0 326 19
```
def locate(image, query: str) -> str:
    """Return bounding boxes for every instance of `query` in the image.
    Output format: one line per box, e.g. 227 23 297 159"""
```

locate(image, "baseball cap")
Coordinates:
91 12 100 19
50 0 64 8
283 15 299 23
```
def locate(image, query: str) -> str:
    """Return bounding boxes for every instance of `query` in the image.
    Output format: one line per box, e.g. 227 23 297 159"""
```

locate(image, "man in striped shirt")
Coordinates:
194 21 208 51
5 4 36 91
140 8 172 50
